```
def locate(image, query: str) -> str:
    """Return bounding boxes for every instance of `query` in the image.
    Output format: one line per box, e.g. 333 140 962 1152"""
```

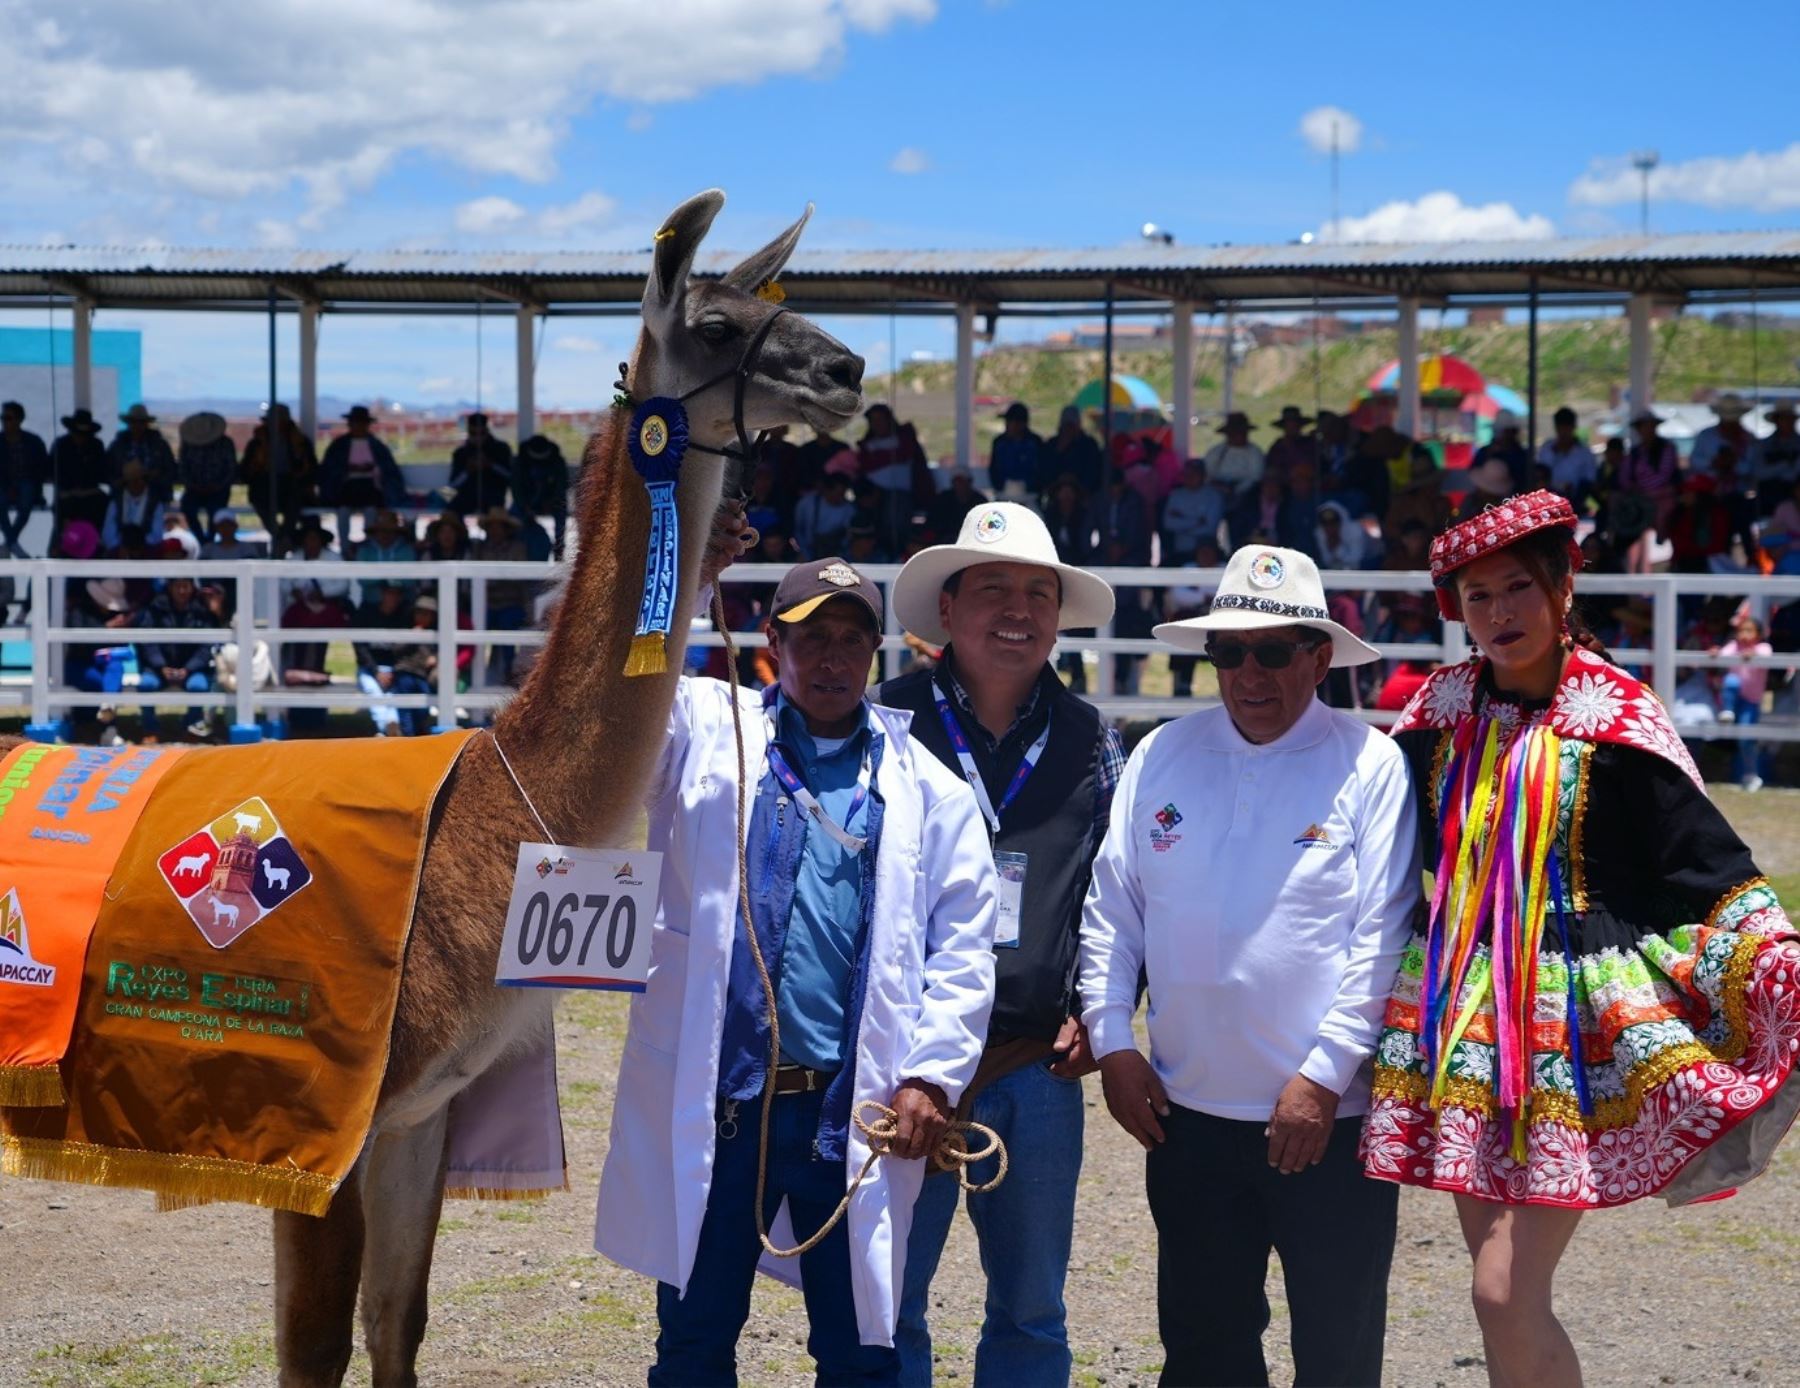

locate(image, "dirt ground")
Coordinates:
4 786 1799 1388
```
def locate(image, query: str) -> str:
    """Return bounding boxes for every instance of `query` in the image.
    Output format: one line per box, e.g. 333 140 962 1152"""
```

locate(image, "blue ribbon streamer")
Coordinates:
1548 853 1592 1117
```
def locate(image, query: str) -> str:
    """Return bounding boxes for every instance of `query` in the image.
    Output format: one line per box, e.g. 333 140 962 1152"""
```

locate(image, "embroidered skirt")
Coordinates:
1360 882 1800 1208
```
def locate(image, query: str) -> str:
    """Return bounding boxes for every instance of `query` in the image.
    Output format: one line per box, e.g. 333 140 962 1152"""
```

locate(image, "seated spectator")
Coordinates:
319 404 405 523
793 427 849 494
846 521 887 567
1763 478 1800 575
69 574 142 747
1043 474 1097 692
1538 407 1597 502
0 400 48 558
1264 406 1319 482
1163 536 1225 697
177 411 237 541
1755 402 1800 518
200 510 266 561
514 434 571 558
134 575 218 742
281 519 350 613
241 403 318 549
1202 411 1264 500
926 467 987 541
743 463 786 542
792 469 855 559
1387 446 1451 538
1472 410 1530 493
472 507 532 684
857 402 933 555
1372 590 1436 647
1090 469 1152 693
1453 457 1516 522
1668 475 1733 574
1228 474 1312 554
1384 517 1433 572
1692 393 1762 480
108 404 177 502
358 579 428 738
989 403 1042 498
356 509 418 596
1622 412 1680 569
1036 405 1103 496
1160 458 1224 562
100 462 165 553
1714 614 1773 790
280 581 350 733
423 511 470 562
160 516 202 563
1339 424 1404 521
1314 500 1370 569
51 408 111 531
447 412 512 515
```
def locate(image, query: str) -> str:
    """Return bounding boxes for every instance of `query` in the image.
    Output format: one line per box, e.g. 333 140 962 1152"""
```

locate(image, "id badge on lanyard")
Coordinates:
764 714 871 855
933 681 1049 950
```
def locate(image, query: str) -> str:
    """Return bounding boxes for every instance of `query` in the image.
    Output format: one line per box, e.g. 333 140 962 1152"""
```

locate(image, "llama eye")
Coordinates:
697 319 737 346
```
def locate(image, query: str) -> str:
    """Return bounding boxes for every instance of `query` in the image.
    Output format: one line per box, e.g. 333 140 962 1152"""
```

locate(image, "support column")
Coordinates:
1170 301 1195 461
72 297 94 411
515 304 538 443
954 301 975 469
1526 276 1540 454
298 302 320 443
1221 310 1236 413
1396 297 1421 437
1628 292 1654 418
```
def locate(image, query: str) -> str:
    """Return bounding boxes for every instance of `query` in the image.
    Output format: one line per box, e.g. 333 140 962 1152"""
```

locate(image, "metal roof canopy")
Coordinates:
6 230 1800 315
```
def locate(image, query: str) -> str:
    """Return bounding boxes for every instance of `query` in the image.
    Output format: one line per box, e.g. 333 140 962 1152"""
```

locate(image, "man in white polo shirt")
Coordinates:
1079 544 1421 1388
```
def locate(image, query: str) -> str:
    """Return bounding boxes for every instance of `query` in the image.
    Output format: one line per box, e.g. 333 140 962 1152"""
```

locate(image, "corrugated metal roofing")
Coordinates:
5 231 1800 311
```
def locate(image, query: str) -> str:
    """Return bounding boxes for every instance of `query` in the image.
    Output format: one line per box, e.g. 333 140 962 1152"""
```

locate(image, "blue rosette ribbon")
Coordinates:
622 396 689 676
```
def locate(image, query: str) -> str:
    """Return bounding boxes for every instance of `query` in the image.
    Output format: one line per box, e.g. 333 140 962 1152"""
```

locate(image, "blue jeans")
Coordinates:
135 668 211 735
651 1088 899 1387
897 1057 1084 1388
1722 674 1770 782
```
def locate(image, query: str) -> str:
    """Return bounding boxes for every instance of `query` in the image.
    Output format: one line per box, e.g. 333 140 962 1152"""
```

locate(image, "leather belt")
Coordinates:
770 1064 830 1095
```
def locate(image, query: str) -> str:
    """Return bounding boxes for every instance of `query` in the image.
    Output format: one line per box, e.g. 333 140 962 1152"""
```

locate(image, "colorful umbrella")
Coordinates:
1366 354 1486 398
1072 374 1163 413
1458 383 1528 419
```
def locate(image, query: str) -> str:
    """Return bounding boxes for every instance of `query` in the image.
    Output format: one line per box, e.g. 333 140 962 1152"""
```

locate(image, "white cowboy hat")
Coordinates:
891 501 1115 645
1153 544 1380 668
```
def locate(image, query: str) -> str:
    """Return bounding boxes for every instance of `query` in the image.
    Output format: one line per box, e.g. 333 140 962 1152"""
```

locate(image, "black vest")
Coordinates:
879 662 1102 1044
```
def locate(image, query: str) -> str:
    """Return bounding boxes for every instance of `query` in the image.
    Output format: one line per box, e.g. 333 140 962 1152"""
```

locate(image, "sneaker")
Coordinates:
98 723 123 747
1717 707 1737 724
186 719 213 741
1742 774 1764 793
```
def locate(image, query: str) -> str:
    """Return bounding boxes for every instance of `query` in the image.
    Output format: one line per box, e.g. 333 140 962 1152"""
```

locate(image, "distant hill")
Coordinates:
866 316 1800 459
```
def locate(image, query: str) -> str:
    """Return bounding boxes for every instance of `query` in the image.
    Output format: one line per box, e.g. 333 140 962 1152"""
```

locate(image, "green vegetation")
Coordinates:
31 1331 274 1387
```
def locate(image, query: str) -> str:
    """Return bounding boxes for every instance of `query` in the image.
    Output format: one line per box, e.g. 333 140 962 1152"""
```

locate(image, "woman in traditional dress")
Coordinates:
1361 490 1800 1386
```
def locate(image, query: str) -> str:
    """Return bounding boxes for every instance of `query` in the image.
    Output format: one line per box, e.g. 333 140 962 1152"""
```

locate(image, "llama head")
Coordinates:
633 189 864 443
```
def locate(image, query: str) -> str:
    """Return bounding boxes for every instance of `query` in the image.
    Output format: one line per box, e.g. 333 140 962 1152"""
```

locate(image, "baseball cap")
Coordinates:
770 557 883 629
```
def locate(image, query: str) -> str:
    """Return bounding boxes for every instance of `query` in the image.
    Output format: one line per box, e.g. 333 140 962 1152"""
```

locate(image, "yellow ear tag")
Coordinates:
755 280 786 305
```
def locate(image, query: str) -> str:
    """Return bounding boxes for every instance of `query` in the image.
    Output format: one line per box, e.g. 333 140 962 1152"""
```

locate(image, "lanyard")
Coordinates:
764 714 871 855
932 678 1051 837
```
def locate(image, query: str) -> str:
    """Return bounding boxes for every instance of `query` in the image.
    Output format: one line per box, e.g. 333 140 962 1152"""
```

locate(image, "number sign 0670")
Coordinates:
496 844 660 991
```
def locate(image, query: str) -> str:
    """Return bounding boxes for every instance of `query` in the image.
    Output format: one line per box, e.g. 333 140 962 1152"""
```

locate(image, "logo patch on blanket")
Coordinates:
0 889 53 987
156 796 312 949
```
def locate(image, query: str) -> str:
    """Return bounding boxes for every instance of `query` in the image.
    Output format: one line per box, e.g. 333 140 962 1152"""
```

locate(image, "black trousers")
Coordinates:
1146 1105 1396 1388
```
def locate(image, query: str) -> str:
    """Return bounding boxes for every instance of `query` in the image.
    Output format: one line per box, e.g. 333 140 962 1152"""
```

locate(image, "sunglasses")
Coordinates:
1205 637 1322 670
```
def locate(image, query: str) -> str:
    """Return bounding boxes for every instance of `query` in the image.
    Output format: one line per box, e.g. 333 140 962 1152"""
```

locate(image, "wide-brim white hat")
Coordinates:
1153 544 1380 668
892 501 1115 645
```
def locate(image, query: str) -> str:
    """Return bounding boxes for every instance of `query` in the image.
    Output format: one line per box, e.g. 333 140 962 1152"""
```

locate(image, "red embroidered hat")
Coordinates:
1429 489 1582 620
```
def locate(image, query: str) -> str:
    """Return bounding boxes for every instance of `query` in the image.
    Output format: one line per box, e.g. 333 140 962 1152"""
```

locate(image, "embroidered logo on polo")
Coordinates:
1149 802 1184 853
157 796 313 950
1293 823 1337 850
1247 552 1285 589
0 888 54 987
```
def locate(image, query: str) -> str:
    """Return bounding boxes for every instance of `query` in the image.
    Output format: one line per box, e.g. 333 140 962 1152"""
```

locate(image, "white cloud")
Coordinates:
538 191 617 237
551 334 604 354
1299 106 1362 156
626 110 654 133
454 196 529 235
1326 191 1555 243
889 147 929 175
255 218 298 248
0 0 939 225
1569 144 1800 214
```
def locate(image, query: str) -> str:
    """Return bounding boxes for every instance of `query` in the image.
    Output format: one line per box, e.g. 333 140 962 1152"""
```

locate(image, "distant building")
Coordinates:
0 327 142 428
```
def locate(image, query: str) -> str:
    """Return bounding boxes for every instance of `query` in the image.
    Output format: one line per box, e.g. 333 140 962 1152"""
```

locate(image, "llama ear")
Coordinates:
644 189 725 334
720 203 812 295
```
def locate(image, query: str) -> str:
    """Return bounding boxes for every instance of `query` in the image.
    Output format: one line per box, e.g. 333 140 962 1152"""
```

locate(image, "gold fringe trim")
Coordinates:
1 1134 339 1218
1717 930 1762 1063
0 1064 65 1107
622 632 668 678
1568 742 1592 913
1705 876 1771 934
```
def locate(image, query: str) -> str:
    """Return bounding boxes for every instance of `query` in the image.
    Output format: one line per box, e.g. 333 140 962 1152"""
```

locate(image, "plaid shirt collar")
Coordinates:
936 645 1054 755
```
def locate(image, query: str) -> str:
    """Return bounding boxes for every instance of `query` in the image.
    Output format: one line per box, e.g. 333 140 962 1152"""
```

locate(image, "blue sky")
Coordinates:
3 0 1796 411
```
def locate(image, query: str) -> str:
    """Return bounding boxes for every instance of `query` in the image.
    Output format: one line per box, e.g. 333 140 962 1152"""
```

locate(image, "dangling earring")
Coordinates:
1560 601 1575 650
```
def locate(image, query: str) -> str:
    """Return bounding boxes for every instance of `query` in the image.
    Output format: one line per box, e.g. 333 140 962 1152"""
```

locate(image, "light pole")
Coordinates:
1631 150 1659 236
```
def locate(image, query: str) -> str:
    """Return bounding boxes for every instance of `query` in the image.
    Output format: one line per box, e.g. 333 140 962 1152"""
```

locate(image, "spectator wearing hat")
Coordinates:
422 510 471 563
1037 405 1103 497
881 504 1119 1386
200 511 266 562
1264 405 1319 482
793 468 856 560
177 411 238 541
100 461 165 554
1203 411 1265 500
280 574 351 732
279 518 348 614
513 434 571 558
1452 454 1519 523
448 412 513 516
989 402 1042 498
1161 457 1226 562
858 402 934 555
51 407 111 531
1691 392 1763 481
108 403 177 503
1536 406 1597 502
1472 409 1530 494
1622 412 1680 571
319 405 405 537
472 506 532 684
0 401 48 556
354 509 417 600
241 403 319 550
68 572 142 746
926 467 988 542
1090 465 1153 691
794 425 851 494
1082 544 1415 1388
1754 402 1800 519
134 574 220 741
354 582 429 736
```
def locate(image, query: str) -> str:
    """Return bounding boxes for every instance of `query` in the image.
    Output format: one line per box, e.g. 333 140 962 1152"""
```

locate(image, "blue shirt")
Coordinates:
771 697 871 1072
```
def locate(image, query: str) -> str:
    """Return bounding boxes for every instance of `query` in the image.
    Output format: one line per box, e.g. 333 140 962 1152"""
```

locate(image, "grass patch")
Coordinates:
443 1269 554 1304
32 1331 274 1387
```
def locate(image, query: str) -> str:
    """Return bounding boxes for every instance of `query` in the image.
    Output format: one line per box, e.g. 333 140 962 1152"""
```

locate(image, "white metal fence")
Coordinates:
4 560 1799 745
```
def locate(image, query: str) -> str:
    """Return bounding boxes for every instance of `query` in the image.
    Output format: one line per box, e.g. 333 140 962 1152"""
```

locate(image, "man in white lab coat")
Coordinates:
1079 545 1420 1388
596 555 998 1386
